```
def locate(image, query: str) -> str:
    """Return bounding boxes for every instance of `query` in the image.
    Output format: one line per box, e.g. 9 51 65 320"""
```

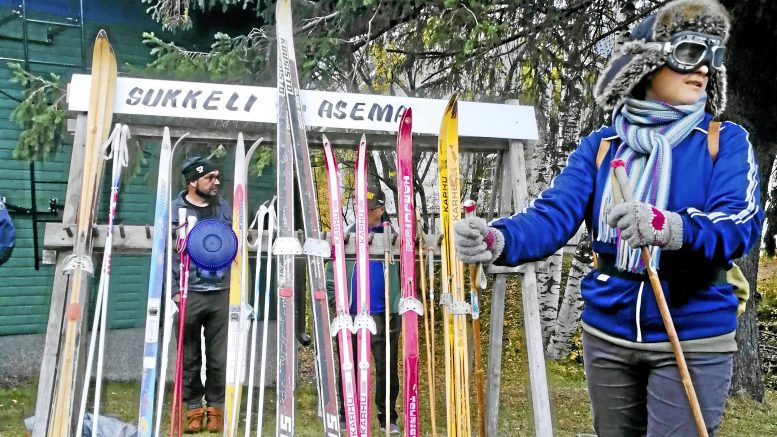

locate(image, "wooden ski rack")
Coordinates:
34 75 549 437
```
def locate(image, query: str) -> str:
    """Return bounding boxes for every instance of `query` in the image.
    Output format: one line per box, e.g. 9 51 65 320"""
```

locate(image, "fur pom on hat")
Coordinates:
594 0 731 116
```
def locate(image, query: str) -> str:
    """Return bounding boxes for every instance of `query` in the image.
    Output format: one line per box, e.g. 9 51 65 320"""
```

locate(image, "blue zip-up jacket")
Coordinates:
491 115 762 344
346 224 400 315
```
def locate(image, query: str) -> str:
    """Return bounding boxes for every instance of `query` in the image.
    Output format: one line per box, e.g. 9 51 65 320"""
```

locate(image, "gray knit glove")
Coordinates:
454 216 505 264
607 201 683 250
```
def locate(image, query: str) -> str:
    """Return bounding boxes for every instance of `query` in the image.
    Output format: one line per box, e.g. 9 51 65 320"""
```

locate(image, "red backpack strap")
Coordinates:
708 120 721 162
596 138 611 170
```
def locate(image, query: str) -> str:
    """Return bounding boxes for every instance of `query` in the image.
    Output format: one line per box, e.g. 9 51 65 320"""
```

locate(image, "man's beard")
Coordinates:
196 187 217 200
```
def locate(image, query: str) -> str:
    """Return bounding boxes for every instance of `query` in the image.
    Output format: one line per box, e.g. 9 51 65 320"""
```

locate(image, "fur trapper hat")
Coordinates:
594 0 731 116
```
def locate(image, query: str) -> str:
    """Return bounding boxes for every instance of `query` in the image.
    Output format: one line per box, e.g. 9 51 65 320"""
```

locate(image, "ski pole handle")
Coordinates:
610 160 708 437
462 199 487 289
383 221 392 262
176 208 188 252
186 216 197 235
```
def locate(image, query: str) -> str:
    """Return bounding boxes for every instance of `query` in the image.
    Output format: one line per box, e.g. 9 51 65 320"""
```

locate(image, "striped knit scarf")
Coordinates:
596 96 706 272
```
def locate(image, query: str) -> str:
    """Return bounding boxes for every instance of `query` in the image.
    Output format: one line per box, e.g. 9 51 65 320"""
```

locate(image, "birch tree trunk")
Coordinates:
547 236 593 360
538 248 564 347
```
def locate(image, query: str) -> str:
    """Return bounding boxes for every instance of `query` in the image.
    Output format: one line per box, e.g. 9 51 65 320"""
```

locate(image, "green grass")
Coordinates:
2 257 777 436
2 362 775 436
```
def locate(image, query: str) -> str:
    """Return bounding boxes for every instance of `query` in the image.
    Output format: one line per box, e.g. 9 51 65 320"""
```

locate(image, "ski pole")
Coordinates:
610 160 708 437
170 211 195 437
244 201 269 437
428 231 436 388
76 123 128 437
256 200 276 435
462 200 486 437
416 211 437 437
382 220 392 437
242 139 269 436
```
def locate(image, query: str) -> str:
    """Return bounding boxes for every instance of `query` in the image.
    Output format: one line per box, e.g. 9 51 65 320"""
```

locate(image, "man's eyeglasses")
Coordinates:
202 173 220 182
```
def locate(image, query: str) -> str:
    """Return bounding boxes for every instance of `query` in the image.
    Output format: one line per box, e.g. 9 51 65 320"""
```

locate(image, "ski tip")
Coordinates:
162 126 172 149
445 94 458 116
360 133 366 143
322 133 330 145
96 29 108 39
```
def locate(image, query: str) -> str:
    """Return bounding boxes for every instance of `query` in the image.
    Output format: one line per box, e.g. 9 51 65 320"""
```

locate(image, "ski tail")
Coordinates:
48 30 116 437
396 109 422 437
138 127 172 437
277 0 339 433
438 97 456 437
354 136 376 437
323 136 360 437
275 2 298 434
441 95 472 437
154 129 189 437
225 134 249 437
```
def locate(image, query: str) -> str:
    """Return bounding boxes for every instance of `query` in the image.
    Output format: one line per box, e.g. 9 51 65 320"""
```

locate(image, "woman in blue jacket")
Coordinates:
455 1 762 435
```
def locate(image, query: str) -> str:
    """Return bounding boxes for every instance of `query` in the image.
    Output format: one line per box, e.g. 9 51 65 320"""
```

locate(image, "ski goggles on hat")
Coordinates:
654 31 726 73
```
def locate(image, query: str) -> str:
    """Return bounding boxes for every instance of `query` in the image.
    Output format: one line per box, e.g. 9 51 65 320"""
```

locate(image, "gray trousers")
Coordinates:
583 331 732 437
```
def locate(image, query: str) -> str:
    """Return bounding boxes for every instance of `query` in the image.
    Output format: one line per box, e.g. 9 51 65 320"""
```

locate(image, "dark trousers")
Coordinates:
337 313 401 426
583 331 732 437
175 290 229 409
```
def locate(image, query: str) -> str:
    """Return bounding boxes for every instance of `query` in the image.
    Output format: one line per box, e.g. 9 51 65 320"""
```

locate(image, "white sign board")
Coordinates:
68 74 538 140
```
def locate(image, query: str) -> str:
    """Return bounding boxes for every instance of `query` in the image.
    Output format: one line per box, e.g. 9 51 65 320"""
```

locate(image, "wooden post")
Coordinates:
508 139 553 437
484 150 512 437
32 114 87 437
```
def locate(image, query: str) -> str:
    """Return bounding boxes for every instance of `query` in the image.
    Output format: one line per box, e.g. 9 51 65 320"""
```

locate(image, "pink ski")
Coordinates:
354 135 377 437
323 135 359 437
396 109 422 436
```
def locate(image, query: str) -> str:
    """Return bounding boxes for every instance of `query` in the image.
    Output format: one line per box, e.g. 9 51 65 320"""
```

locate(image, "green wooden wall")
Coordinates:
0 1 276 335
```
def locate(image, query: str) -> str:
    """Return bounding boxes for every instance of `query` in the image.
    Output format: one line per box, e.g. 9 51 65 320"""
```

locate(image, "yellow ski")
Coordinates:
438 95 471 436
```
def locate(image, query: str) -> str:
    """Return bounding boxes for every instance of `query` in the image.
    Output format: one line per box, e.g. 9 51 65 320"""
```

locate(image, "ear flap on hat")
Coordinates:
594 41 666 112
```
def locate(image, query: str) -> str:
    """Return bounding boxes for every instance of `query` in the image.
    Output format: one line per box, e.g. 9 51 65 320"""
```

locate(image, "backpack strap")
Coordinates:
707 120 721 162
592 137 612 268
596 138 611 170
591 124 721 267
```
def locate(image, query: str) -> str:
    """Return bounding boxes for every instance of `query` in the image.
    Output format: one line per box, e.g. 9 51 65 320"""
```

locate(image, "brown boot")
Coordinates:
205 406 224 433
185 407 205 433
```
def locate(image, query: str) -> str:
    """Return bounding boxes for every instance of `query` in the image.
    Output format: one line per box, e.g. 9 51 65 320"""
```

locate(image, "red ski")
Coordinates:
396 109 422 436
